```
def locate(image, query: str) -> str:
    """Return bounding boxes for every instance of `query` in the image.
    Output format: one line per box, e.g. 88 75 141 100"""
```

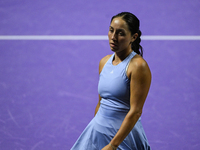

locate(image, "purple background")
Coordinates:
0 0 200 149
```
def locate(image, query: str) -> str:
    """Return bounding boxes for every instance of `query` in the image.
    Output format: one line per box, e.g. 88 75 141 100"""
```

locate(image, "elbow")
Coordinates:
129 109 143 119
135 110 142 118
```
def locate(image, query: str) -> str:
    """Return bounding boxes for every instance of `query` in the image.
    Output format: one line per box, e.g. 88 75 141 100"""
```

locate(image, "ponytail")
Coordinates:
131 30 143 57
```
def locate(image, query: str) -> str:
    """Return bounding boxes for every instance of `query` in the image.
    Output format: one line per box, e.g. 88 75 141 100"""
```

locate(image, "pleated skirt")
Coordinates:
71 104 151 150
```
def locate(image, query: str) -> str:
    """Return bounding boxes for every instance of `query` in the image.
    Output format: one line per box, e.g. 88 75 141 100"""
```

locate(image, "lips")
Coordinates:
110 43 117 48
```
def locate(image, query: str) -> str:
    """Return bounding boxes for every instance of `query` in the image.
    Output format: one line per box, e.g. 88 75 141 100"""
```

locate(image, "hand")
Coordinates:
101 144 113 150
101 144 116 150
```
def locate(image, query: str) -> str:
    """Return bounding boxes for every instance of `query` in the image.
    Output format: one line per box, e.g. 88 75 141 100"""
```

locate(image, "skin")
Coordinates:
95 17 151 150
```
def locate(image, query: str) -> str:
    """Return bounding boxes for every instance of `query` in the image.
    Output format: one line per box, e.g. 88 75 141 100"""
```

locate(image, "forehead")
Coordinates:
110 17 129 30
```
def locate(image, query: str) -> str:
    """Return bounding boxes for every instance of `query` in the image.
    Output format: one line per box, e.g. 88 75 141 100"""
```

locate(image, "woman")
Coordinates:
71 12 151 150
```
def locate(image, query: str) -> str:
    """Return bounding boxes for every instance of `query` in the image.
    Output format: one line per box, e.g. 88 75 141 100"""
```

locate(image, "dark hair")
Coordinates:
111 12 143 57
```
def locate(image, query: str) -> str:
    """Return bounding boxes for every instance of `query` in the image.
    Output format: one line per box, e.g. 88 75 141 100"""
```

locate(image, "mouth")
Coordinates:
110 43 117 48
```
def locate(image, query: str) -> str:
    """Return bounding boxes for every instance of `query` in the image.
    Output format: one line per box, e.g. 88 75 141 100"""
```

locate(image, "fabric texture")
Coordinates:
71 51 151 150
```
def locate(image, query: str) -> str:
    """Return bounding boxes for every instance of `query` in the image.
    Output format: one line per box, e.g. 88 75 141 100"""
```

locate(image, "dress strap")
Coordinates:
125 51 137 71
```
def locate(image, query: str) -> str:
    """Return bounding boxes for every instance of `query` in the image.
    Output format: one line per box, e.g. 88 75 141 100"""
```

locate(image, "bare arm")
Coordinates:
107 55 151 148
94 94 101 116
94 55 112 116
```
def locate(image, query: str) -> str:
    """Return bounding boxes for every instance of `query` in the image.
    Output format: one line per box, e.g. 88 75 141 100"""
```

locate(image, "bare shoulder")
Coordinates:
99 54 112 74
131 55 149 69
127 55 151 78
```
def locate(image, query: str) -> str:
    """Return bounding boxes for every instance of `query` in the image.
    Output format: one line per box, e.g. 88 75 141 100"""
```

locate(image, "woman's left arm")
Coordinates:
102 56 151 150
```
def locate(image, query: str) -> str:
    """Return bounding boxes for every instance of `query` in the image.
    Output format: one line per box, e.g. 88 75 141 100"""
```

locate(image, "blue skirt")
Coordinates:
71 104 151 150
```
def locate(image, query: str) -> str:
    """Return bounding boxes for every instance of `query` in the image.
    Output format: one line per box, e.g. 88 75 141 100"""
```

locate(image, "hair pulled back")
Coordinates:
111 12 143 57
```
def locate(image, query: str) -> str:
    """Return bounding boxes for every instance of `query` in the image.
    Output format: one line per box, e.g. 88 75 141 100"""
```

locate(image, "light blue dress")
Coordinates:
71 51 151 150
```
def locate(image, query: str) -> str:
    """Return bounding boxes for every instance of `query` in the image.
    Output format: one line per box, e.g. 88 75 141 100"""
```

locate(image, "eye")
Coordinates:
118 31 125 36
116 29 126 36
109 28 114 33
119 32 124 36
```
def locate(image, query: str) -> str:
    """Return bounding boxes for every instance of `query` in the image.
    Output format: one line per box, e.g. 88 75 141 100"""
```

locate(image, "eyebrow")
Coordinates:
109 26 126 32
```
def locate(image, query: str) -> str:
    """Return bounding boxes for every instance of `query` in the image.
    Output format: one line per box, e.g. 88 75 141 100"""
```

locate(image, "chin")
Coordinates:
110 47 118 52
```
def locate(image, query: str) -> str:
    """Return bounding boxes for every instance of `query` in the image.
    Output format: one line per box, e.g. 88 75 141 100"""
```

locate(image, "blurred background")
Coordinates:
0 0 200 149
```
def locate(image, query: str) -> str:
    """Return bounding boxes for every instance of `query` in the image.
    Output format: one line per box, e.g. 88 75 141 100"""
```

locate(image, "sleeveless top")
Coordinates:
71 51 151 150
98 51 137 112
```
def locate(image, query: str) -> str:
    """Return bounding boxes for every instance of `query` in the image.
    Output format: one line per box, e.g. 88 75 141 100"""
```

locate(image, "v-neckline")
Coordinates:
111 52 132 66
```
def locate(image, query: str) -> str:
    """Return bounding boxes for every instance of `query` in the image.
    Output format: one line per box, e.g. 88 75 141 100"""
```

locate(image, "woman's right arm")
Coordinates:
94 55 111 116
94 94 101 116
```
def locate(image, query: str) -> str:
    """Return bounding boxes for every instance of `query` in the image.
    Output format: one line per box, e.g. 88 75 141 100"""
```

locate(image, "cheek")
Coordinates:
124 37 132 44
118 39 131 48
108 32 112 40
119 38 128 44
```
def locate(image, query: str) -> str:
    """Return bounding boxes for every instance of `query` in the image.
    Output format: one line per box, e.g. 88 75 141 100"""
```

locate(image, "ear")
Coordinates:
131 33 138 43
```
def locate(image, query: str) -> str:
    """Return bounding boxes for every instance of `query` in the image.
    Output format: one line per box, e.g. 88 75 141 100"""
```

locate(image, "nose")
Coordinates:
111 32 117 41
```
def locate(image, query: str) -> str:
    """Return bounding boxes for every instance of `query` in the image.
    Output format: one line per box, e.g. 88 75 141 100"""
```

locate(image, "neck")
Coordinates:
113 49 132 65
